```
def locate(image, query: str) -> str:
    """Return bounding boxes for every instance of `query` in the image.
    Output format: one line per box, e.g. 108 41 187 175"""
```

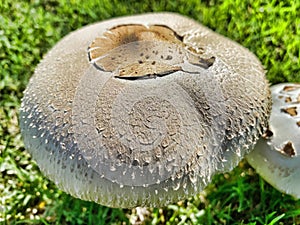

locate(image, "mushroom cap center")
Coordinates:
88 25 215 79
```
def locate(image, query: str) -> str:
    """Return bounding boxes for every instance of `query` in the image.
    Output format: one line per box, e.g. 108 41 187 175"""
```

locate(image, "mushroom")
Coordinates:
19 12 271 208
247 83 300 198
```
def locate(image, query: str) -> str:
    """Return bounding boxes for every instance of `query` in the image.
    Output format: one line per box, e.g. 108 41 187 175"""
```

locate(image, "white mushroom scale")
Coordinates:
20 13 271 208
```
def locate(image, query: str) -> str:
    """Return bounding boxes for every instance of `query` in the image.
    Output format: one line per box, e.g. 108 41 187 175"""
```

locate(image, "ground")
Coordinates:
1 0 300 224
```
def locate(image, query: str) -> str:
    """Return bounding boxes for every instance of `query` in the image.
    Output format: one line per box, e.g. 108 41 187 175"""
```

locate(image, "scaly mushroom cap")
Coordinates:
247 83 300 198
19 13 271 208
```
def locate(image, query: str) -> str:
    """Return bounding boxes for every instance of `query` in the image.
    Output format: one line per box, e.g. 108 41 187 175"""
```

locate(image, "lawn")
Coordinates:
1 0 300 224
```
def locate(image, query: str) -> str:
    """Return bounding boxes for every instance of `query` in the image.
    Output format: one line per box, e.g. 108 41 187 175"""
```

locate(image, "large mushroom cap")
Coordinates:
19 12 271 208
247 83 300 198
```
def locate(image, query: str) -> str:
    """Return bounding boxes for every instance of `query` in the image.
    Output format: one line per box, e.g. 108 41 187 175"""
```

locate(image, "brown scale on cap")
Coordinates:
281 106 298 117
281 141 296 157
283 85 298 92
88 24 215 78
285 96 292 103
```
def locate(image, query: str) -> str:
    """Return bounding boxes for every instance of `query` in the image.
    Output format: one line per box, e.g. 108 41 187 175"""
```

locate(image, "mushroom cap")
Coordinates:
247 83 300 198
19 12 271 208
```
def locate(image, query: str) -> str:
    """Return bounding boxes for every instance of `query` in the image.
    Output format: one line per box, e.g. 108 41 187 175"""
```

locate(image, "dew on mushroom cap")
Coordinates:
19 13 271 208
247 83 300 199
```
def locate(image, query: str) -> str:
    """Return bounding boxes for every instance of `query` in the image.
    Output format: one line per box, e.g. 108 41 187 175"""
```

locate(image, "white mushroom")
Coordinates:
247 83 300 198
19 13 271 208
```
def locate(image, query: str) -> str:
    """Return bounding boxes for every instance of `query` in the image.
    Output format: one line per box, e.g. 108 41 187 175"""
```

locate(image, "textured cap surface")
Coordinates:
20 12 271 208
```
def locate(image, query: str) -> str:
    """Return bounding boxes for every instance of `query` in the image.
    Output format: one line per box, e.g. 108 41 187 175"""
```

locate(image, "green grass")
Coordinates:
1 0 299 224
